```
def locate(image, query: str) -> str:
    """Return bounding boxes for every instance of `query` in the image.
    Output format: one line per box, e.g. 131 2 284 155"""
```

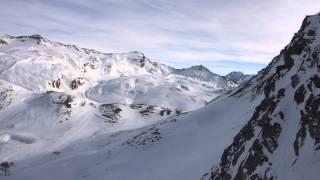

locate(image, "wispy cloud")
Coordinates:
1 0 319 74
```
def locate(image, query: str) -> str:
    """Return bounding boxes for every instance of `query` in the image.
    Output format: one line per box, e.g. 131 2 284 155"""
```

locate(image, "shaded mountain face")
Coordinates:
202 12 320 180
225 71 254 85
174 65 236 89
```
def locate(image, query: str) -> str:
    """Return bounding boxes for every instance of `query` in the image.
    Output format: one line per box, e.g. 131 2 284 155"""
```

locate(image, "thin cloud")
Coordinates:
1 0 319 74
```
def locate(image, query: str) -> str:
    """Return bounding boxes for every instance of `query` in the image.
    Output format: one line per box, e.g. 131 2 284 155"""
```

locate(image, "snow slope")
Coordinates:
202 12 320 180
0 33 236 178
0 86 262 180
86 74 222 111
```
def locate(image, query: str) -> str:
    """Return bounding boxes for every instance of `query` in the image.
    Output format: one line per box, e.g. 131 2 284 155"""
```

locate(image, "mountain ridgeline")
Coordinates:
0 34 235 111
202 12 320 180
225 71 253 84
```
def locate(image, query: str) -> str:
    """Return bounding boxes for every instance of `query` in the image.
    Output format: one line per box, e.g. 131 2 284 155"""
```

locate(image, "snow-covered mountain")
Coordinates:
0 12 319 180
225 71 254 84
202 12 320 180
0 34 234 111
0 33 236 178
174 65 235 89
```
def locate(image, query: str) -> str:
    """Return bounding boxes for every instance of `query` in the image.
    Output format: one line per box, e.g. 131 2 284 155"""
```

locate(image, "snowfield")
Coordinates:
0 88 262 180
86 74 222 111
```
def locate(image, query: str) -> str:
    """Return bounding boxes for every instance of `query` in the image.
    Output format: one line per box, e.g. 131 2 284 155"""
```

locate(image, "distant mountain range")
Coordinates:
225 71 254 84
0 34 237 111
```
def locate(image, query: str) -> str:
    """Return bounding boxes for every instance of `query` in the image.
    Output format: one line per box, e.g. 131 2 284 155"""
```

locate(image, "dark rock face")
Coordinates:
294 85 306 104
294 93 320 156
50 93 73 108
209 77 283 179
64 96 73 108
0 161 14 176
202 13 320 180
126 127 162 146
291 74 300 88
139 56 147 68
70 78 84 90
310 75 320 88
51 79 61 89
16 34 44 44
99 103 182 124
0 85 13 111
139 105 156 115
160 109 172 116
100 104 122 123
0 39 7 45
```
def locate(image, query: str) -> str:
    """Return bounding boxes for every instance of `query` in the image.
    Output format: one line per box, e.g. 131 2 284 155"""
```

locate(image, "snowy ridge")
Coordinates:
202 12 320 180
225 71 254 85
0 35 170 92
174 65 236 89
0 34 233 111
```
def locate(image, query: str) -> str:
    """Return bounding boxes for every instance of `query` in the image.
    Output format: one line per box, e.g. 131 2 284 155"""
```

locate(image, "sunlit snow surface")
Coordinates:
0 35 237 179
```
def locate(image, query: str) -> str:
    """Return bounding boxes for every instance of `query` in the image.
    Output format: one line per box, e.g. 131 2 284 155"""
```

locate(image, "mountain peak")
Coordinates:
172 65 236 89
127 51 145 60
226 71 253 84
180 65 212 74
190 64 207 70
227 71 244 75
202 12 320 180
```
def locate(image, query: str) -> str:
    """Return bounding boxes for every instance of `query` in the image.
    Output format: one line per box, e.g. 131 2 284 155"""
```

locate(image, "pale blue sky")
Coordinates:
1 0 320 75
